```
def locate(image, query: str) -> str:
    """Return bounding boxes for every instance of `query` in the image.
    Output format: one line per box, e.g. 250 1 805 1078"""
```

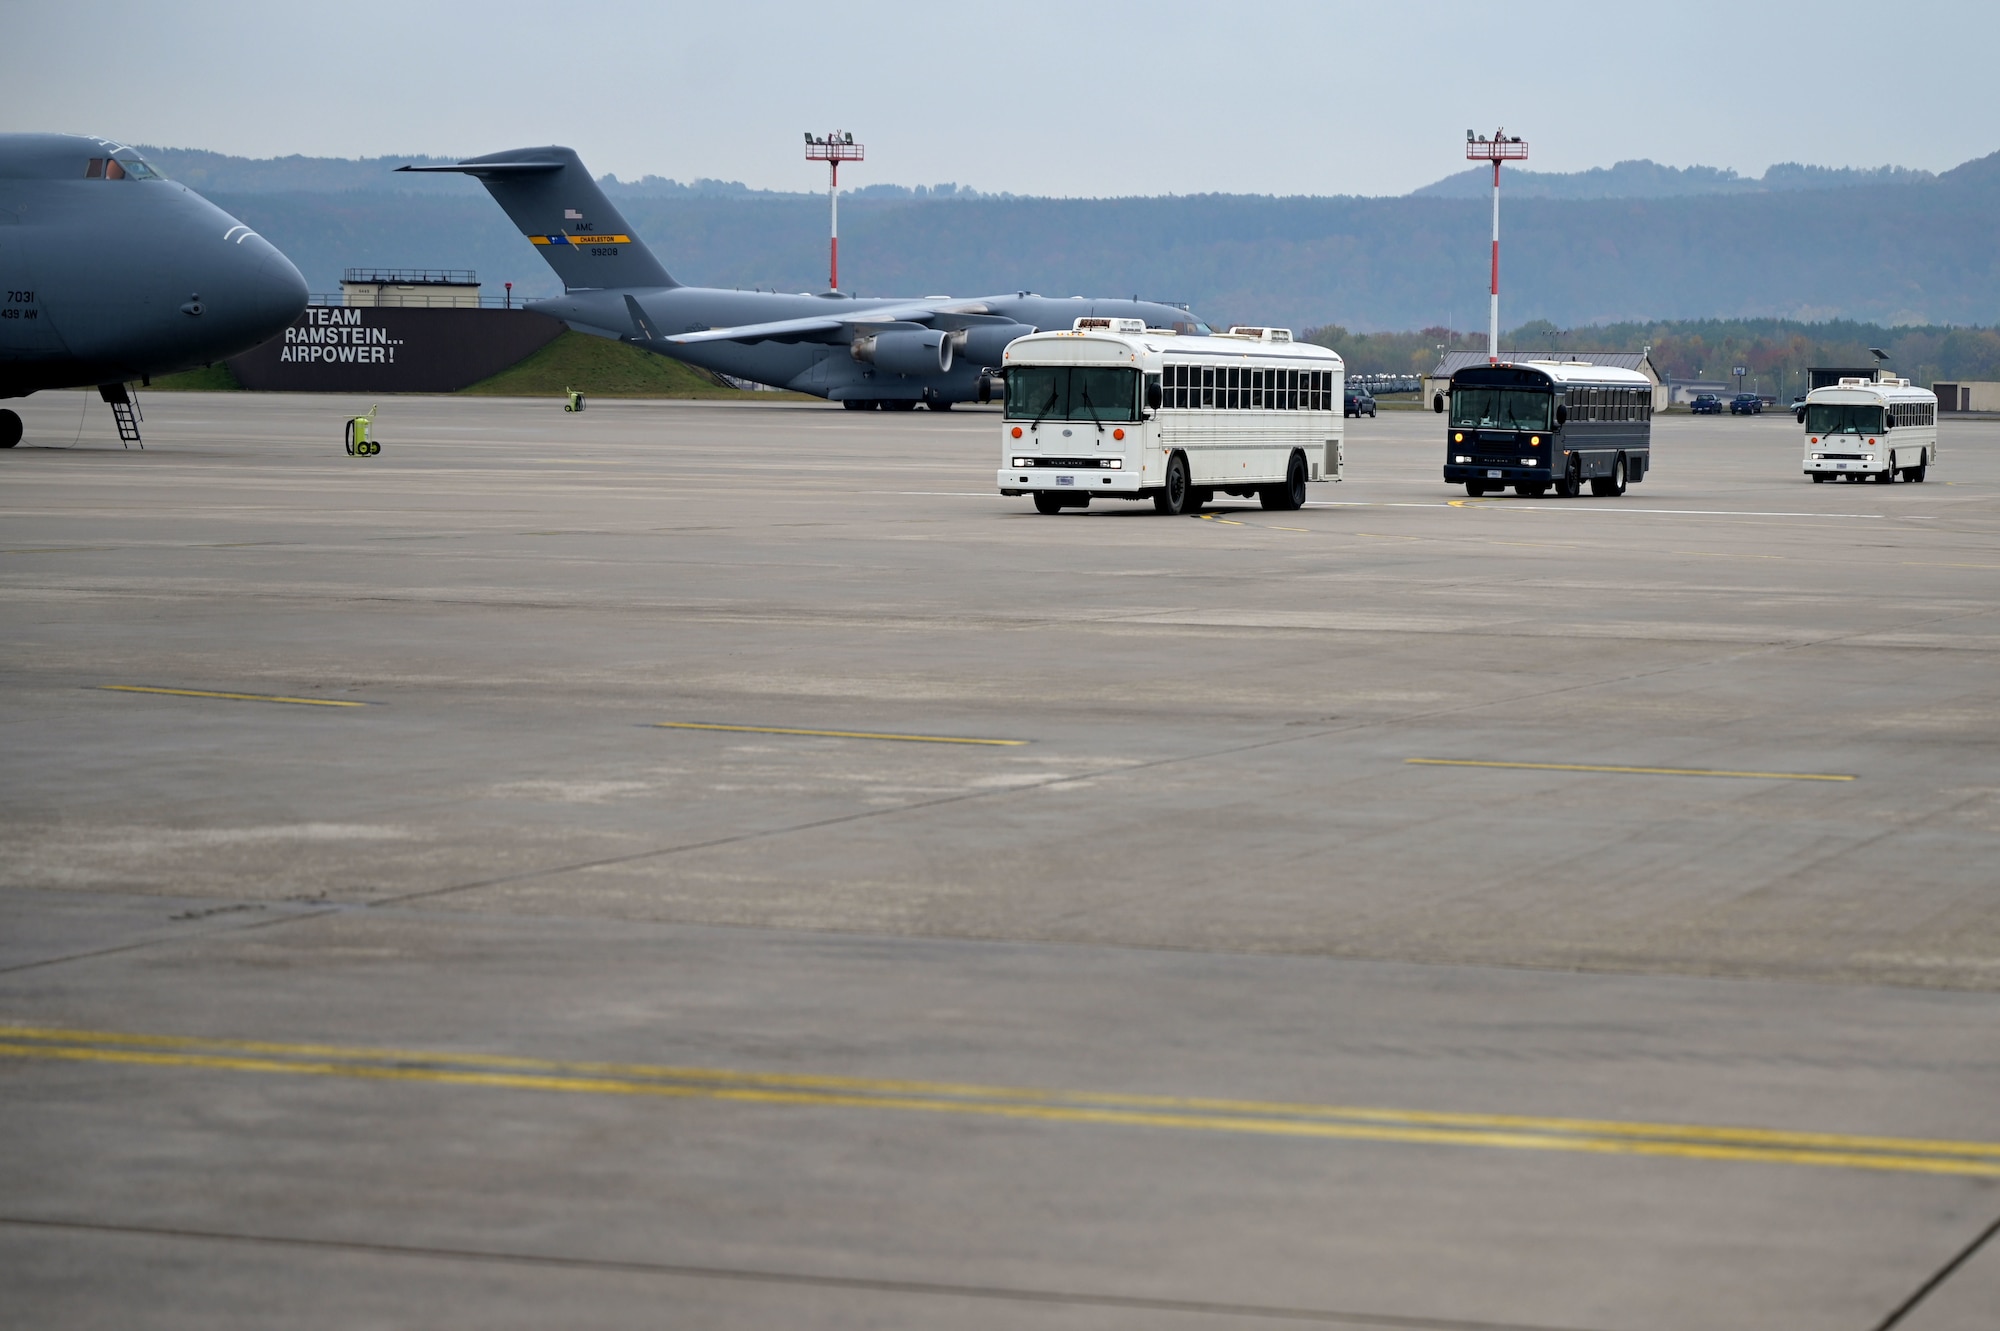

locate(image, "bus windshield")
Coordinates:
1005 366 1140 423
1450 387 1550 431
1806 403 1885 435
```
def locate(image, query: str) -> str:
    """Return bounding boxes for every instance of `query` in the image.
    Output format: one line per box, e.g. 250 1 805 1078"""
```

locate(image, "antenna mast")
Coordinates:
1465 129 1527 364
804 131 864 292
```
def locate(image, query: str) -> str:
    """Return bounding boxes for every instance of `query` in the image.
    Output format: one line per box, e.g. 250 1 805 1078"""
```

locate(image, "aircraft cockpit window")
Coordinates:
85 156 161 181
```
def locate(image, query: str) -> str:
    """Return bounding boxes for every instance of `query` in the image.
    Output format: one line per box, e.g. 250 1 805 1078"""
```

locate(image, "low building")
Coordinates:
1666 378 1729 406
1932 381 2000 412
1424 349 1666 413
340 268 483 309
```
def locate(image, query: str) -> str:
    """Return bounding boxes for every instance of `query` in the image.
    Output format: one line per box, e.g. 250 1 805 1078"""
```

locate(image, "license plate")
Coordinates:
1486 469 1502 479
1055 475 1074 486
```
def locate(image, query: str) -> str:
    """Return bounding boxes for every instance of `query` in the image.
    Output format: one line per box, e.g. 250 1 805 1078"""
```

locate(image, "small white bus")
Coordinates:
996 319 1343 515
1802 376 1937 483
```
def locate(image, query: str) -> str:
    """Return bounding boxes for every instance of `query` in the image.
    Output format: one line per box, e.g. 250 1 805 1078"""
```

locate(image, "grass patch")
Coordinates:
149 363 243 391
460 330 811 399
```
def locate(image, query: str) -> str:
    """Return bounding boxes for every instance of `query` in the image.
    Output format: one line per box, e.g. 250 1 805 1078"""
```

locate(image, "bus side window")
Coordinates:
1251 368 1263 410
1227 367 1241 411
1201 367 1214 409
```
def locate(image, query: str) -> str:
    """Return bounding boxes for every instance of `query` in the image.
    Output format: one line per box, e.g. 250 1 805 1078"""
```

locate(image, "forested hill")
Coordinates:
155 146 2000 332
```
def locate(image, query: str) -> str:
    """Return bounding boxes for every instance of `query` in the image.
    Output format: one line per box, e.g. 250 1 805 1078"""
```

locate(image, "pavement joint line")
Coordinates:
1407 758 1856 782
0 1216 1600 1331
1868 1210 2000 1331
653 722 1025 746
4 1026 1998 1177
94 685 371 708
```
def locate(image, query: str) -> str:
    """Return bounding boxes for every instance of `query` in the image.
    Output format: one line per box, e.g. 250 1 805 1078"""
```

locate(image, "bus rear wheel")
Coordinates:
1155 453 1194 514
0 409 20 448
1909 462 1927 483
1591 457 1627 497
1261 453 1307 510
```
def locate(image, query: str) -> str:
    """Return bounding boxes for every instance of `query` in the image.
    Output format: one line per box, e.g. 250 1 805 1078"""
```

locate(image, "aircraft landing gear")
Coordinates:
842 398 878 411
922 388 952 411
0 409 20 448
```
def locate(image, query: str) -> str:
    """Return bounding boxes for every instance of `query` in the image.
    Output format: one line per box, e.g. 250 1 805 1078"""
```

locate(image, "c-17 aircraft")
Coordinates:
401 147 1214 408
0 134 309 447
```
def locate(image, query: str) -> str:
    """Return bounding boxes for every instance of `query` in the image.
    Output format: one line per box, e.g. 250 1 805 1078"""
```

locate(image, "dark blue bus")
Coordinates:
1437 361 1654 497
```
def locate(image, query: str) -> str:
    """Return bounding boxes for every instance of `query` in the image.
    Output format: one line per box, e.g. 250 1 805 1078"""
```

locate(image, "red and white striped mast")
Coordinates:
804 131 864 292
1466 128 1527 363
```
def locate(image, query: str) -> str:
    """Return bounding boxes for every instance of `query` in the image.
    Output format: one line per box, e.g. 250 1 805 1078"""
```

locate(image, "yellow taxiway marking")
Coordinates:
1407 758 1854 782
655 721 1024 746
1 1024 1993 1178
97 685 368 708
1196 514 1246 526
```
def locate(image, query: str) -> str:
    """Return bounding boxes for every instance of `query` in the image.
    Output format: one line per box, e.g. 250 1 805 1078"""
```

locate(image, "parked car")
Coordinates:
1791 393 1808 422
1729 393 1763 415
1688 393 1724 414
1344 389 1376 418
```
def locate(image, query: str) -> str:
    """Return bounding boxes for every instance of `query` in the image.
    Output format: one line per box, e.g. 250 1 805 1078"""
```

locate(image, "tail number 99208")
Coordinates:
590 247 619 256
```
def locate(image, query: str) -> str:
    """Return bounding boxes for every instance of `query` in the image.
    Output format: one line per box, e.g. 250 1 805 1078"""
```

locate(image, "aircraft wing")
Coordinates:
664 302 1001 347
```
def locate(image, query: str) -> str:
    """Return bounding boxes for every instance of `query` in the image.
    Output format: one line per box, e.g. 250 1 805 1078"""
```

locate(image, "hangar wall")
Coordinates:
229 307 565 393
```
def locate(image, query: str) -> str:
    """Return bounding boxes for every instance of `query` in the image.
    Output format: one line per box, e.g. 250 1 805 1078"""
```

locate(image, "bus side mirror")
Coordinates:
1881 416 1893 430
977 373 998 404
1795 409 1806 424
1432 393 1445 413
1555 404 1568 425
1146 382 1163 410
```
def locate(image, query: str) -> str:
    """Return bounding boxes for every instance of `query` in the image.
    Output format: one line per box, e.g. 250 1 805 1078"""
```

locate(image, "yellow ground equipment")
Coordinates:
343 404 381 456
564 387 586 413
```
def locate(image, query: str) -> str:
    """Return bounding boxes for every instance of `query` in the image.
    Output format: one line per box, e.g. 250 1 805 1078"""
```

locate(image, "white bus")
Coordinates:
996 319 1343 515
1802 376 1937 483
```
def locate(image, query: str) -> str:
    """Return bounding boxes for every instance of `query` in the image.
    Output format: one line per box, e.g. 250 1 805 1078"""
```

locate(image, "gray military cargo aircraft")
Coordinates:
401 146 1213 408
0 133 308 446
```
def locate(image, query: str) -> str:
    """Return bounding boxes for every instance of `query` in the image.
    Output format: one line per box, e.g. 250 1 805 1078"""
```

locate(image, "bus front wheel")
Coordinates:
1155 453 1194 514
1465 481 1485 497
1033 492 1065 515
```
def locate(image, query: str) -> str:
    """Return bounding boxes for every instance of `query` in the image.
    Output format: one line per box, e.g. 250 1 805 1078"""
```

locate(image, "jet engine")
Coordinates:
851 329 952 375
947 323 1034 368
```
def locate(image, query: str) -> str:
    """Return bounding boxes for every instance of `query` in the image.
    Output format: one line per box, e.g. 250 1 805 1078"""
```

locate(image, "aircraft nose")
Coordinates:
244 247 309 342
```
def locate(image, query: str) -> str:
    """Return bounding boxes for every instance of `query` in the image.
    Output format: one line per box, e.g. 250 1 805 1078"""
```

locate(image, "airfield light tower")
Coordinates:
1466 129 1527 363
804 131 864 292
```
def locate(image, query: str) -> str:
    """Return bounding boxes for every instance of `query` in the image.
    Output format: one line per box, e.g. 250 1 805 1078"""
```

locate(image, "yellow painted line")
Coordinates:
2 1025 1995 1177
1407 758 1854 782
655 722 1023 746
97 685 368 708
1197 514 1246 526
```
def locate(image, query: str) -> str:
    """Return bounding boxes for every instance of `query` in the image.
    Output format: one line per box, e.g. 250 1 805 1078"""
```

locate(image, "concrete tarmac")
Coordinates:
2 391 1998 1329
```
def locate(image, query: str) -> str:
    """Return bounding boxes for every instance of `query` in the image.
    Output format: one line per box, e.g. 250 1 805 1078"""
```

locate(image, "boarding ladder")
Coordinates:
99 383 143 448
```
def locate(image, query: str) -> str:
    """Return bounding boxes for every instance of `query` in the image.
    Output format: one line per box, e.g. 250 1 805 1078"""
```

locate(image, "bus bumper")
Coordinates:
998 469 1143 497
1443 464 1549 485
1803 458 1886 477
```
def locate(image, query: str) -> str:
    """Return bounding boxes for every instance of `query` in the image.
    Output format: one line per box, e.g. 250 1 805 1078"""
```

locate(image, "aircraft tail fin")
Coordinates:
398 146 677 291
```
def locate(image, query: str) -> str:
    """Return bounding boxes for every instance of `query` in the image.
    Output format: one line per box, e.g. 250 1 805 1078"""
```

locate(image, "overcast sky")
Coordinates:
10 1 1996 196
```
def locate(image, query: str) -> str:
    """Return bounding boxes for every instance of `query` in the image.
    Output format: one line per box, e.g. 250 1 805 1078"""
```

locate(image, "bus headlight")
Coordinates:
1454 455 1470 463
1519 458 1536 466
1011 457 1031 468
1103 458 1122 469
